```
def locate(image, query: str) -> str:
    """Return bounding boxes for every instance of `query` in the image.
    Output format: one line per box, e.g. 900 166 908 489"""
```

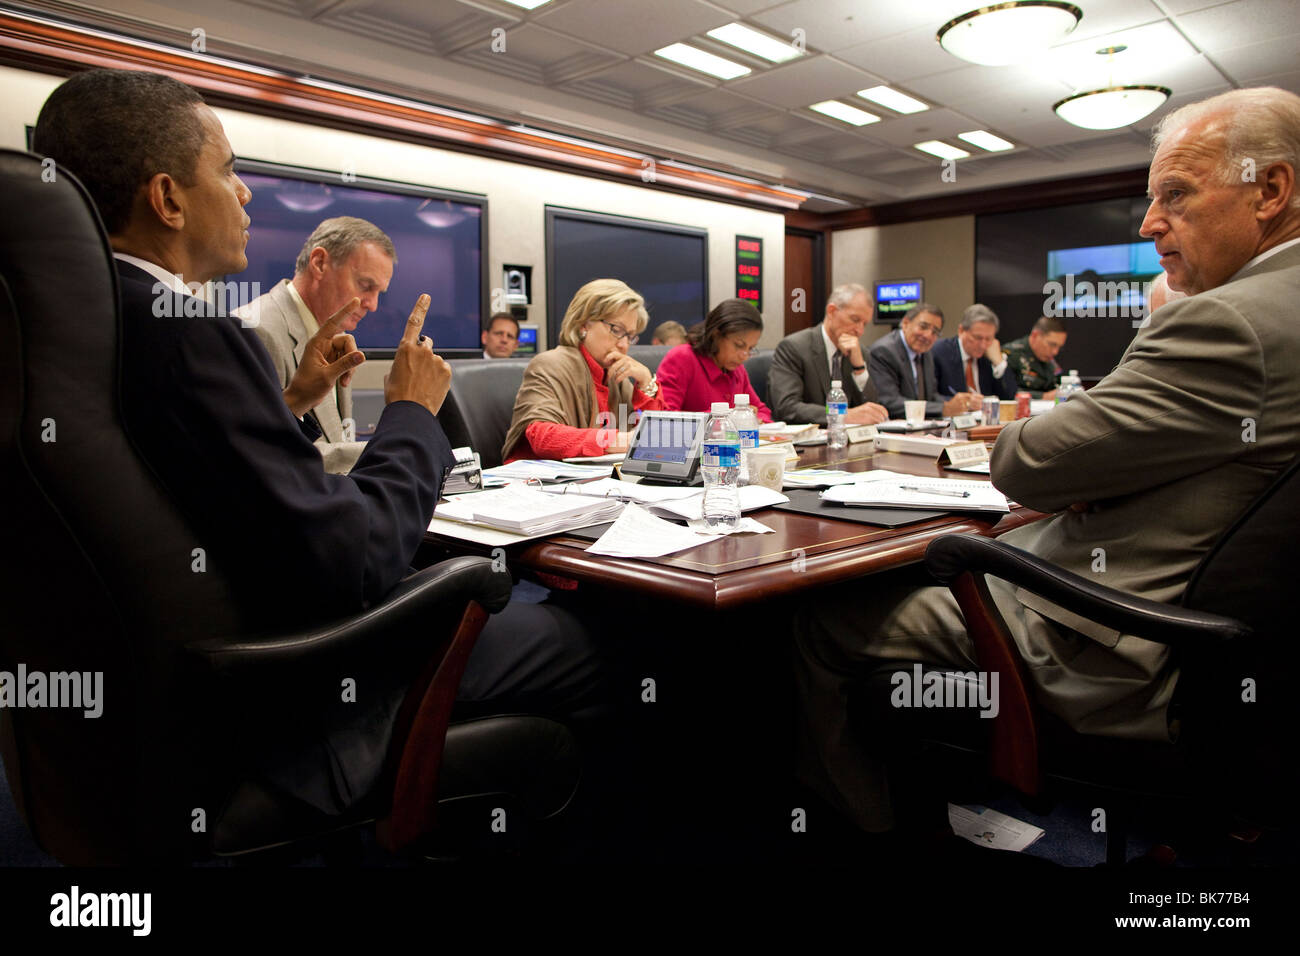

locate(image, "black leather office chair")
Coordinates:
886 454 1299 863
743 352 773 407
441 358 529 468
0 150 576 863
628 344 670 373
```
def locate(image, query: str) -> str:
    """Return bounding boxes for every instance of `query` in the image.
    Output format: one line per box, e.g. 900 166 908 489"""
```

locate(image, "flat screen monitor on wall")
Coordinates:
976 195 1154 379
232 160 487 354
874 278 923 325
545 207 708 349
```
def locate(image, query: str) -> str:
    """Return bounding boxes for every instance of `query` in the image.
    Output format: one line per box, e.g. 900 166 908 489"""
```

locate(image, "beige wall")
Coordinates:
830 215 976 345
0 65 786 389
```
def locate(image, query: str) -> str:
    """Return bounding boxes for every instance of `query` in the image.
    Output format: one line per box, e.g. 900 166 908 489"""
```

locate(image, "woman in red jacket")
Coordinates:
502 278 663 462
655 298 772 422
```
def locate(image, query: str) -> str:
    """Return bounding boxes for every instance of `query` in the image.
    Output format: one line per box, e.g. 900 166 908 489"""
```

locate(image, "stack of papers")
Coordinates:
821 476 1008 513
759 421 819 442
541 477 787 521
482 460 614 483
436 484 622 534
586 505 774 558
782 469 867 489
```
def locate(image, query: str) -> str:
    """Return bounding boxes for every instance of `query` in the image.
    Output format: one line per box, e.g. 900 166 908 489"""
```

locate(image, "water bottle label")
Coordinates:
827 402 847 416
702 442 740 468
739 429 759 449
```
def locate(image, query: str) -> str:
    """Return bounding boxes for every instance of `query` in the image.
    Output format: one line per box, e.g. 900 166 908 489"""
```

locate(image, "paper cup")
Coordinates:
904 400 926 423
743 445 788 491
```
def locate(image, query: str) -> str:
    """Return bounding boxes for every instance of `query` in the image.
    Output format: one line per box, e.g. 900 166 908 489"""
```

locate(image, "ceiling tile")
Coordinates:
1174 0 1300 53
532 0 732 56
750 0 972 54
861 107 985 147
727 54 881 107
1212 35 1300 83
835 25 961 83
1062 0 1168 44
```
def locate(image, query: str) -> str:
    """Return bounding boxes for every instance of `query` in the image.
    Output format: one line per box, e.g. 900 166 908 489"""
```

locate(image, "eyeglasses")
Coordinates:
910 320 942 336
729 340 761 357
600 321 639 345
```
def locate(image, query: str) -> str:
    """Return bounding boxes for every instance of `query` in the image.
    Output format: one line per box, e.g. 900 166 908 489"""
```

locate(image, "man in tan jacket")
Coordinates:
795 86 1300 833
237 216 395 473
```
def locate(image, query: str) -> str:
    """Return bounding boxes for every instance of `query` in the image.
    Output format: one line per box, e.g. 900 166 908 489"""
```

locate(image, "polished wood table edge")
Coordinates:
509 507 1045 611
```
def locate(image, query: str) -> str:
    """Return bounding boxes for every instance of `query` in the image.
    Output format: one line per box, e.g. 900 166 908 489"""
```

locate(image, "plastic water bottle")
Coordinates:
732 393 760 486
827 379 848 450
701 401 741 532
1056 369 1083 404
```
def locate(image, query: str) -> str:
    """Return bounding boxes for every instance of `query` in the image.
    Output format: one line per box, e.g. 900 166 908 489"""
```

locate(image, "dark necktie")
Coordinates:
914 355 926 400
830 350 843 384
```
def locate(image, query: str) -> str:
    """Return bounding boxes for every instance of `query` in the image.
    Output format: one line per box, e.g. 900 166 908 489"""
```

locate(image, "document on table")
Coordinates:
437 484 622 534
821 476 1009 513
947 460 992 474
685 516 774 536
645 484 787 521
782 468 910 489
482 459 614 483
948 804 1044 852
562 452 626 464
586 504 713 557
542 477 787 520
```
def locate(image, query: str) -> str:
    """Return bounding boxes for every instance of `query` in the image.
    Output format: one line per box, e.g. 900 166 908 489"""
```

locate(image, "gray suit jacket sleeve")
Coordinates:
868 338 909 419
768 332 829 424
991 291 1265 514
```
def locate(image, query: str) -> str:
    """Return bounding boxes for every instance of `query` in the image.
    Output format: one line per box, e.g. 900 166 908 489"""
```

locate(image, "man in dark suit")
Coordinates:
931 303 1019 409
33 68 602 817
768 283 890 425
868 303 979 419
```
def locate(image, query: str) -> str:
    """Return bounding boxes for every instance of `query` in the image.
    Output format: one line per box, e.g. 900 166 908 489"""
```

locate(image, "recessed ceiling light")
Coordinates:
957 130 1015 151
938 2 1082 67
914 140 971 160
809 100 880 126
654 43 751 80
499 0 552 9
856 86 929 114
707 23 804 63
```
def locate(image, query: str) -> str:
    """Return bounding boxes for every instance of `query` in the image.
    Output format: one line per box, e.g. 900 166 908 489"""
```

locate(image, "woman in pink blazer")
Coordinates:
655 298 772 422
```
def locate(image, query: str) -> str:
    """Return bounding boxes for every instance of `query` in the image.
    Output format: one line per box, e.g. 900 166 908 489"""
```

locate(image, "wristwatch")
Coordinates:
639 376 659 398
850 364 866 372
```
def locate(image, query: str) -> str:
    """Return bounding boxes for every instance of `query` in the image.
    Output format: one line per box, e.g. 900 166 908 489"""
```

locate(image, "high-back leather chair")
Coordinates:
442 358 529 468
628 344 670 374
908 452 1300 861
743 352 773 407
0 150 567 863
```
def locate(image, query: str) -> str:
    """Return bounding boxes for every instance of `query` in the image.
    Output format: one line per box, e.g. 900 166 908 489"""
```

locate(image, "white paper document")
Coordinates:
585 504 712 558
948 804 1045 852
821 476 1008 513
645 484 788 521
685 516 775 536
482 459 614 483
562 452 627 464
438 484 622 534
948 460 992 474
540 477 700 504
782 468 909 489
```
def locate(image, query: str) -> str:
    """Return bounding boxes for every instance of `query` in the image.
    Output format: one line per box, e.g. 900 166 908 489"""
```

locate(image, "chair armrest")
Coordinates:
183 556 511 675
924 535 1251 650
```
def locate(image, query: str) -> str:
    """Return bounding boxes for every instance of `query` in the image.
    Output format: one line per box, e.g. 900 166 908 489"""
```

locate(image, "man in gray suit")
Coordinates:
868 304 980 419
237 217 395 473
795 86 1300 833
767 283 889 425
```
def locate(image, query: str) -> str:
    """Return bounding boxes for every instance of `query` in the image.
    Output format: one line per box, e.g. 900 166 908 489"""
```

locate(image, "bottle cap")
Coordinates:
830 379 842 388
711 401 730 414
1069 369 1079 377
734 394 750 405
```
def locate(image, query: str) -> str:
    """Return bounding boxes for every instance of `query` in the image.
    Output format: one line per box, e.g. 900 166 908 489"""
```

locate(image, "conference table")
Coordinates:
424 434 1047 608
421 431 1048 859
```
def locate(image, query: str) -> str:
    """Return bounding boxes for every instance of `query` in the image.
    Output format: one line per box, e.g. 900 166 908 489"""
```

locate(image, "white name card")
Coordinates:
937 441 990 467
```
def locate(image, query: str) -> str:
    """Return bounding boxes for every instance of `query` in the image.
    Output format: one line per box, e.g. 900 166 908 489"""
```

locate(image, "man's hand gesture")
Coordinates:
384 294 452 417
283 297 366 418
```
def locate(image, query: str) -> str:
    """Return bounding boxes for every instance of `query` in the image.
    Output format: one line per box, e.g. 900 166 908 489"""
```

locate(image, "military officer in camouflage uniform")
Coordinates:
1003 316 1067 399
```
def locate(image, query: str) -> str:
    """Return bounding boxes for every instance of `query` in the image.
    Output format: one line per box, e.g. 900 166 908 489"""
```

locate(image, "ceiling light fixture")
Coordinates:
707 23 804 63
957 129 1015 151
654 42 751 79
499 0 552 10
856 86 929 114
809 100 880 126
1053 46 1171 129
914 140 971 160
1053 85 1172 129
937 1 1082 67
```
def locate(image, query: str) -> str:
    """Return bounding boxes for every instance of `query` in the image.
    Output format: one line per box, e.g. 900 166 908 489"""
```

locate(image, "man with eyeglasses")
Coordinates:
868 303 980 419
768 283 890 425
931 304 1020 410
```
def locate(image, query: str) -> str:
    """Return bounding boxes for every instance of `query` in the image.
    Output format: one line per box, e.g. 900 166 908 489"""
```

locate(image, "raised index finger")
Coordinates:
318 297 360 338
400 294 432 347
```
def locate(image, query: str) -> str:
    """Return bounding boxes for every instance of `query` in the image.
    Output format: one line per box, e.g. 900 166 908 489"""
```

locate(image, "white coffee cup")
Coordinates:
742 445 788 491
904 400 926 424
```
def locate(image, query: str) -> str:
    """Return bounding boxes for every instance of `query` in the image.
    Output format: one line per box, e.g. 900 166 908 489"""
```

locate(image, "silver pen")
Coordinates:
899 484 970 498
